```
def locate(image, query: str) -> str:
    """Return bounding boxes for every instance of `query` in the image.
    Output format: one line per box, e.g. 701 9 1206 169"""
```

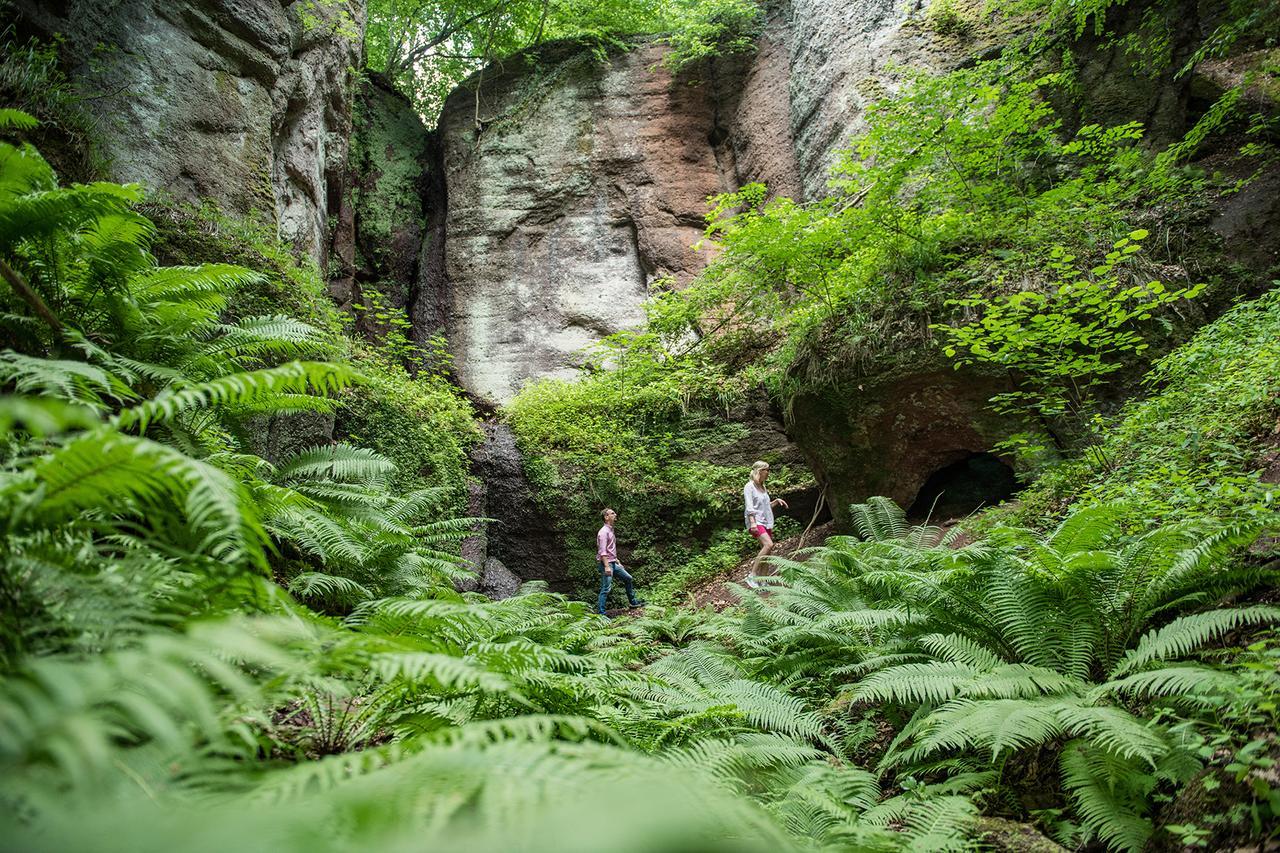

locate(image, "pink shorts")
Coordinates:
750 525 774 540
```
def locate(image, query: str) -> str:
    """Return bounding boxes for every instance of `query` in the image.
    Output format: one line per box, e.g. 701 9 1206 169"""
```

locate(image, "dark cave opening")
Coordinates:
907 452 1018 522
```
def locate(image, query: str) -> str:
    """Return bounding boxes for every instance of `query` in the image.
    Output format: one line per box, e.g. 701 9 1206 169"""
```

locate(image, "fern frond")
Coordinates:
0 395 99 436
196 315 337 365
35 430 266 566
130 264 260 304
919 633 1003 670
429 715 621 747
0 351 135 406
1112 606 1280 676
371 652 511 693
288 572 372 607
0 108 39 131
114 361 359 433
1095 665 1236 702
1060 739 1153 852
850 496 908 541
855 661 980 705
0 182 143 249
1056 704 1166 765
274 444 395 486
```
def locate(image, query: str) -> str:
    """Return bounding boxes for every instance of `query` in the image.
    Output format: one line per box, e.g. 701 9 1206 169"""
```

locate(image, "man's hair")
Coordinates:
602 507 616 519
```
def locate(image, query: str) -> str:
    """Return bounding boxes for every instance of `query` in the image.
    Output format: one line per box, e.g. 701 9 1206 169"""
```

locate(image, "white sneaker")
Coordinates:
744 576 760 589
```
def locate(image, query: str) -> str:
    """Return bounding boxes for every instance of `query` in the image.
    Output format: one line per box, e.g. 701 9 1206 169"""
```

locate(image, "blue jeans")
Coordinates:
597 560 637 614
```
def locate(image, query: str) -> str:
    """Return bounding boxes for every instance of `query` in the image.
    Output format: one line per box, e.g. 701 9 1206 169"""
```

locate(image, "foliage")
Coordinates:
643 528 753 607
1010 286 1280 528
352 286 421 365
0 125 928 853
141 198 477 515
508 368 812 598
585 47 1222 429
336 344 476 506
143 198 345 334
937 229 1205 467
6 1 1280 849
366 0 760 119
744 498 1280 851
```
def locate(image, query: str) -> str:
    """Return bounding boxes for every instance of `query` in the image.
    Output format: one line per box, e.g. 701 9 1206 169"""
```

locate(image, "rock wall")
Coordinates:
466 422 571 591
437 43 739 405
12 0 363 267
434 1 1026 405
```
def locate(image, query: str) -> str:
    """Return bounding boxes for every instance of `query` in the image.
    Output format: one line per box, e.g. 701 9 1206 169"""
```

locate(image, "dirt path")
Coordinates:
600 522 838 617
684 521 837 611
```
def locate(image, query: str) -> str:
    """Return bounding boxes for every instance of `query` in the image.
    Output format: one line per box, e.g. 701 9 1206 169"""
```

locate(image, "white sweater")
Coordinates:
743 480 774 530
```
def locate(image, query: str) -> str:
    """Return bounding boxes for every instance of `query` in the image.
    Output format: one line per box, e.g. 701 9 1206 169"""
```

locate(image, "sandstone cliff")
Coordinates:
433 2 1020 405
13 0 363 267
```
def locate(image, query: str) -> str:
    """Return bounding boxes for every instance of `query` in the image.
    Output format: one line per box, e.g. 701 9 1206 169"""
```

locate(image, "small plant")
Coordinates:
354 286 418 365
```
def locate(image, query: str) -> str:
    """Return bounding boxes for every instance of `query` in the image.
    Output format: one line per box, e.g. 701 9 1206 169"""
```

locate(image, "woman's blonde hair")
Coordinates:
750 460 770 486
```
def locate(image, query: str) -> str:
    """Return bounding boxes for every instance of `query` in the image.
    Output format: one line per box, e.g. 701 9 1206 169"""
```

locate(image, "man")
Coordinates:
596 508 644 616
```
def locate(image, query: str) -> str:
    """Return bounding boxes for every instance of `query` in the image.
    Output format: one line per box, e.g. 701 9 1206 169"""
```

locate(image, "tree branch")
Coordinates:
0 258 63 339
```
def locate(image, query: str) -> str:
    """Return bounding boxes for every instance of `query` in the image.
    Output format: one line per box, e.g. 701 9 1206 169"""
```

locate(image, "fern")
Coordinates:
1060 740 1154 852
114 361 359 433
33 430 266 567
275 444 396 486
850 496 909 541
288 572 373 608
0 351 135 406
1113 606 1280 676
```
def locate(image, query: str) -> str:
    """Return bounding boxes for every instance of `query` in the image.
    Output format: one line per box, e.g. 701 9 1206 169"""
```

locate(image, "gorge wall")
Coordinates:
433 1 1022 406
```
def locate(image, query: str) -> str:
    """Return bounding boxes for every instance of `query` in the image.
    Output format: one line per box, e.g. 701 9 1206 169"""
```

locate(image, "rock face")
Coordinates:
437 44 738 405
433 2 1027 404
13 0 363 267
786 367 1014 526
328 75 436 336
784 0 926 199
466 422 572 592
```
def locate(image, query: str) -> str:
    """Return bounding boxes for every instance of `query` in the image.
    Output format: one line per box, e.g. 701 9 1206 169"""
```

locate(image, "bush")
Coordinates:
1009 286 1280 529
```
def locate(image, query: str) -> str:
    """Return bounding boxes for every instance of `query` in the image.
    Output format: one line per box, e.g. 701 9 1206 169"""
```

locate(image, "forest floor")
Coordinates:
602 524 838 617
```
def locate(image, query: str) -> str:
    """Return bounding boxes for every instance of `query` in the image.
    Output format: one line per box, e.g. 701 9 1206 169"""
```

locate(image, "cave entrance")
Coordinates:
907 452 1017 522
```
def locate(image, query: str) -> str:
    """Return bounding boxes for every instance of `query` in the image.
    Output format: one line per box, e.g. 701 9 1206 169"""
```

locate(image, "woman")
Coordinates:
743 460 787 589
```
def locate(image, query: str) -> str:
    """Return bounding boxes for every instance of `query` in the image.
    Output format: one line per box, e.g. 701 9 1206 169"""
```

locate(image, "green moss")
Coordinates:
348 79 429 268
337 347 479 511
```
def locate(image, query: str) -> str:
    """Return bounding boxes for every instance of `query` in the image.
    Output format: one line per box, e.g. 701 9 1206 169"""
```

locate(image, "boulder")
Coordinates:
479 557 522 600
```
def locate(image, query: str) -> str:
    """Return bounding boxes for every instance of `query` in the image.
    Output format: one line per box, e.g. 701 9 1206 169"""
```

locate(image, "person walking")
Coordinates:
596 508 644 617
744 461 787 589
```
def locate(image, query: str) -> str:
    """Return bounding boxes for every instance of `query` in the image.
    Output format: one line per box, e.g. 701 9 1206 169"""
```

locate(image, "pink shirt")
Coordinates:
597 524 617 562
